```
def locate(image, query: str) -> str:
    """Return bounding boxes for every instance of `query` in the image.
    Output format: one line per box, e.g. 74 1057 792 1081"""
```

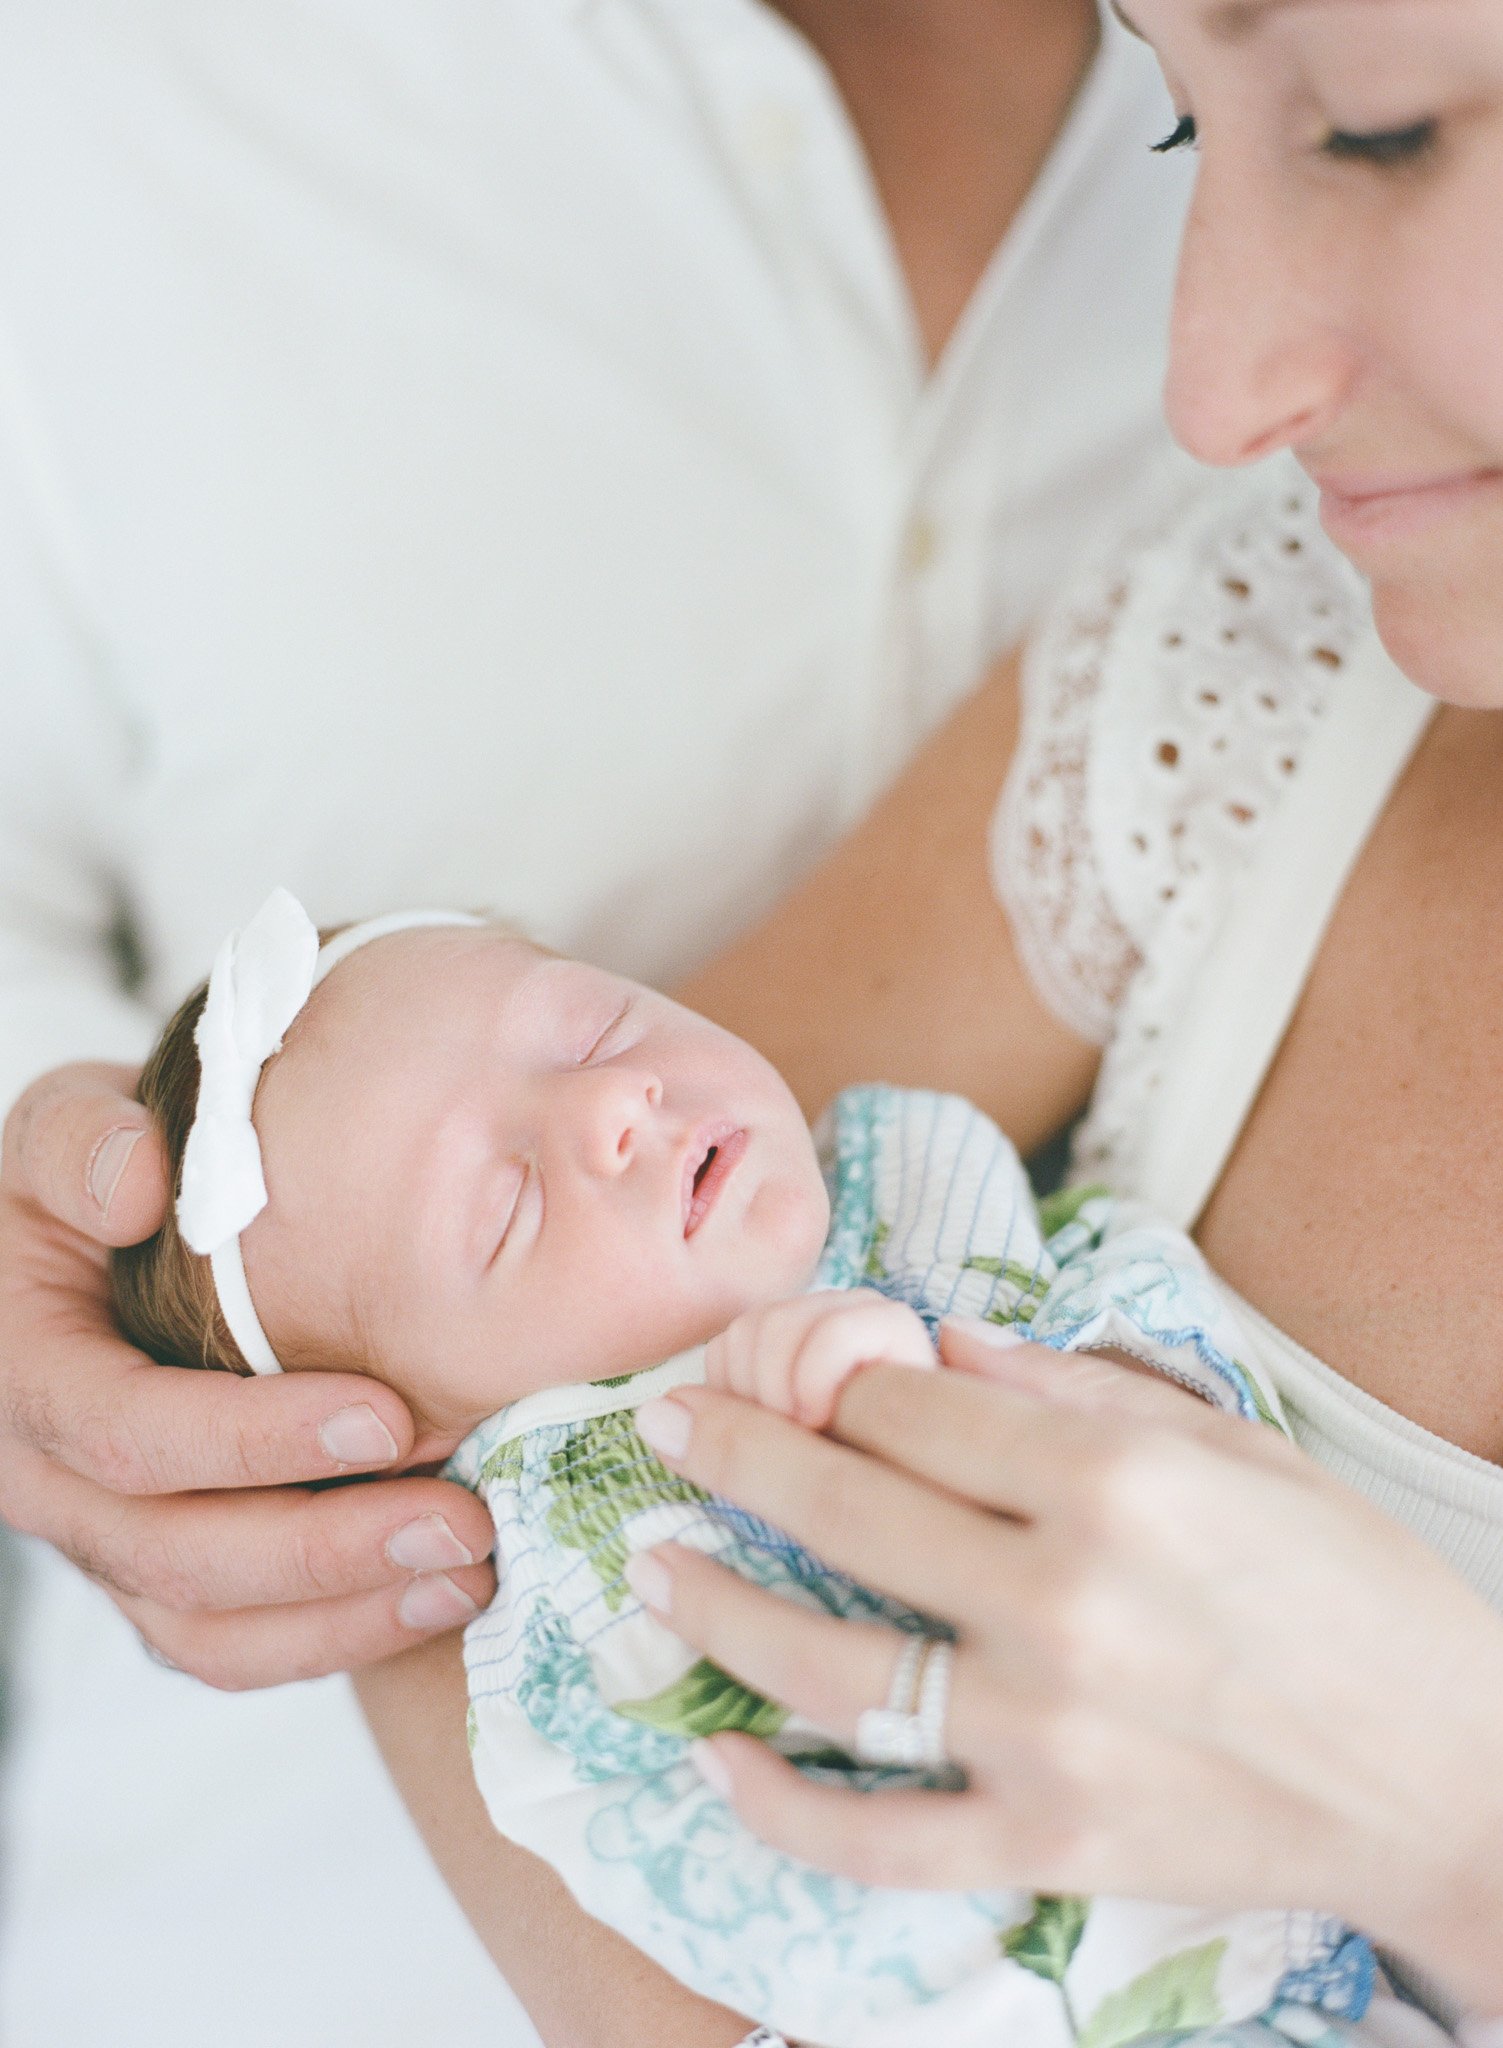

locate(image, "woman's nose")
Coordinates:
573 1065 664 1176
1165 158 1358 468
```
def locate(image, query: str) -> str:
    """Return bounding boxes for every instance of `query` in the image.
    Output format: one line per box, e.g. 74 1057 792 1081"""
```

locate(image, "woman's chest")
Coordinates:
1196 711 1503 1461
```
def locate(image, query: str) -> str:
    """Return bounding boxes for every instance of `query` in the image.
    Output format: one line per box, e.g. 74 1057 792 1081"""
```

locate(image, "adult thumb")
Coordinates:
938 1317 1204 1421
4 1061 170 1247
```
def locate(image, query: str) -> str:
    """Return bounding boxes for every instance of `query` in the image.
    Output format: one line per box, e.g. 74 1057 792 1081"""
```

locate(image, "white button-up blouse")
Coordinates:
0 0 1196 1113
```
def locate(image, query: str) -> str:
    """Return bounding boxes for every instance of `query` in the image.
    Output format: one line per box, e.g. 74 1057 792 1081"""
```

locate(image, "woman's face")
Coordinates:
1129 0 1503 705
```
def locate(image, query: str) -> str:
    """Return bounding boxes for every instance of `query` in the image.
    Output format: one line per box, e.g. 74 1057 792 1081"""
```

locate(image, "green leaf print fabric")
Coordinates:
1002 1895 1090 1984
1079 1943 1228 2048
447 1087 1374 2047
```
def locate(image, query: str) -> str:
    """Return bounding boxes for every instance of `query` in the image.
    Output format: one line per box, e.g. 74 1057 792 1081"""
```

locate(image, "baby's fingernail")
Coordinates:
624 1549 673 1615
635 1397 692 1461
319 1403 400 1467
88 1127 143 1216
387 1514 474 1572
398 1573 479 1631
690 1739 734 1798
943 1315 1031 1350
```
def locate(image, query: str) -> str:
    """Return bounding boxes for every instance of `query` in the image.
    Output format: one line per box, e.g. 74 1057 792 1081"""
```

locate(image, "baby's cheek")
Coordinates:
745 1166 831 1291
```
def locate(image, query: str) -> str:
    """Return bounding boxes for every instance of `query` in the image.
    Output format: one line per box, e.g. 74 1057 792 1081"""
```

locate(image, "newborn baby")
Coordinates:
114 892 1378 2048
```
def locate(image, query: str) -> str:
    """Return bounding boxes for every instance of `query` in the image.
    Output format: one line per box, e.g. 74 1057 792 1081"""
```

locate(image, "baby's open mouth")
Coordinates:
683 1126 746 1237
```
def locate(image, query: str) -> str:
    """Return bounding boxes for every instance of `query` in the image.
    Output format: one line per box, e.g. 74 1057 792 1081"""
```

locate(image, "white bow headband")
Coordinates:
176 888 484 1375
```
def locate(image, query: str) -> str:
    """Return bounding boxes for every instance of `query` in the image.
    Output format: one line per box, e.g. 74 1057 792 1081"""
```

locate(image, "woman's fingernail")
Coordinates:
624 1548 673 1615
398 1573 480 1631
943 1315 1031 1350
319 1403 401 1467
690 1739 734 1798
635 1397 692 1461
88 1127 144 1215
386 1513 474 1572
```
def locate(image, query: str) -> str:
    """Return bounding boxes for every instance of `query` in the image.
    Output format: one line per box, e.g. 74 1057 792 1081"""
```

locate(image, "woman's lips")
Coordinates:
682 1125 747 1237
1314 467 1503 553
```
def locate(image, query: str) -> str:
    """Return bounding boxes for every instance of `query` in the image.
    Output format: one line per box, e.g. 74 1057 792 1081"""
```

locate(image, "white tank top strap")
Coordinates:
1233 1290 1503 1612
1134 626 1436 1232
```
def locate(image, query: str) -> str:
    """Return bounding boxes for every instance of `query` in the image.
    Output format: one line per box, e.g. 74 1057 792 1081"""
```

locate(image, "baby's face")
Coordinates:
241 929 830 1451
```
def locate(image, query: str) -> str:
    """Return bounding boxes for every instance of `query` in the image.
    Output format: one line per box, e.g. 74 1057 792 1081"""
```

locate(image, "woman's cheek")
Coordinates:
1432 159 1503 458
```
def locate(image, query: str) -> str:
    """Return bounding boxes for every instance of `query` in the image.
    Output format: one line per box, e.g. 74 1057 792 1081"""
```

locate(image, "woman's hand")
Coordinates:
0 1061 495 1686
630 1329 1503 2008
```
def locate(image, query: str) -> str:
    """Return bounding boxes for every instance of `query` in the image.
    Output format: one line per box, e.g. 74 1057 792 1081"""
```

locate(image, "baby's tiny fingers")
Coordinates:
704 1304 785 1398
705 1294 871 1420
790 1299 934 1428
702 1327 737 1393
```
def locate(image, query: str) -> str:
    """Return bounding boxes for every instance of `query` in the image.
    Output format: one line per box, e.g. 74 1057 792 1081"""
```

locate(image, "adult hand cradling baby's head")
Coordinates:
114 893 830 1462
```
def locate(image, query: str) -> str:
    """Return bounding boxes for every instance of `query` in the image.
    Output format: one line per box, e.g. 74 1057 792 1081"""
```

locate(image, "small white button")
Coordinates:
903 512 940 574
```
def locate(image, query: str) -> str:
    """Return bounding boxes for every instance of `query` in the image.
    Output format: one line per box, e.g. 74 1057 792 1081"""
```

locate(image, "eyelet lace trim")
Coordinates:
992 551 1143 1047
993 458 1374 1183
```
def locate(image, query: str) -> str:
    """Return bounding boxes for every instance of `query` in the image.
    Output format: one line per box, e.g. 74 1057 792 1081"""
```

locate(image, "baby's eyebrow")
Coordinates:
520 955 627 1041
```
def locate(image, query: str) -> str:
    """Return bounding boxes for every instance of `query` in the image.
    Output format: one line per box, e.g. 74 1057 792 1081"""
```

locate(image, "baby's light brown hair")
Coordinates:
112 976 250 1374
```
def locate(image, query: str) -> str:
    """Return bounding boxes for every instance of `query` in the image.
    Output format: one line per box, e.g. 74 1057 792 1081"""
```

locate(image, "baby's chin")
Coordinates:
743 1163 831 1285
667 1175 830 1354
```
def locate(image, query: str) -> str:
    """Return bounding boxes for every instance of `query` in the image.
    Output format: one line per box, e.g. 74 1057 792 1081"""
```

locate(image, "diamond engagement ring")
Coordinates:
853 1632 954 1770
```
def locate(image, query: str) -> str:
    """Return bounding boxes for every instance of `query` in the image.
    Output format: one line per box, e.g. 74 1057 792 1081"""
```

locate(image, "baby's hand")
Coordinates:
704 1289 936 1431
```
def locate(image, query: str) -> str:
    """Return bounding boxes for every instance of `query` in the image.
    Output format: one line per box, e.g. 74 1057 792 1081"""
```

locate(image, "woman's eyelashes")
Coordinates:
1151 112 1195 155
1320 118 1438 168
1150 110 1440 169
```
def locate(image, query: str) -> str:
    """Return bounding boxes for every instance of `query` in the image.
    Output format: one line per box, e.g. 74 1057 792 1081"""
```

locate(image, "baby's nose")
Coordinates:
577 1065 663 1174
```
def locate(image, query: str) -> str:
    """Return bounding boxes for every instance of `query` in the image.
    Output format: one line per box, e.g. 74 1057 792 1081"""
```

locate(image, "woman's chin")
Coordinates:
1371 576 1503 711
